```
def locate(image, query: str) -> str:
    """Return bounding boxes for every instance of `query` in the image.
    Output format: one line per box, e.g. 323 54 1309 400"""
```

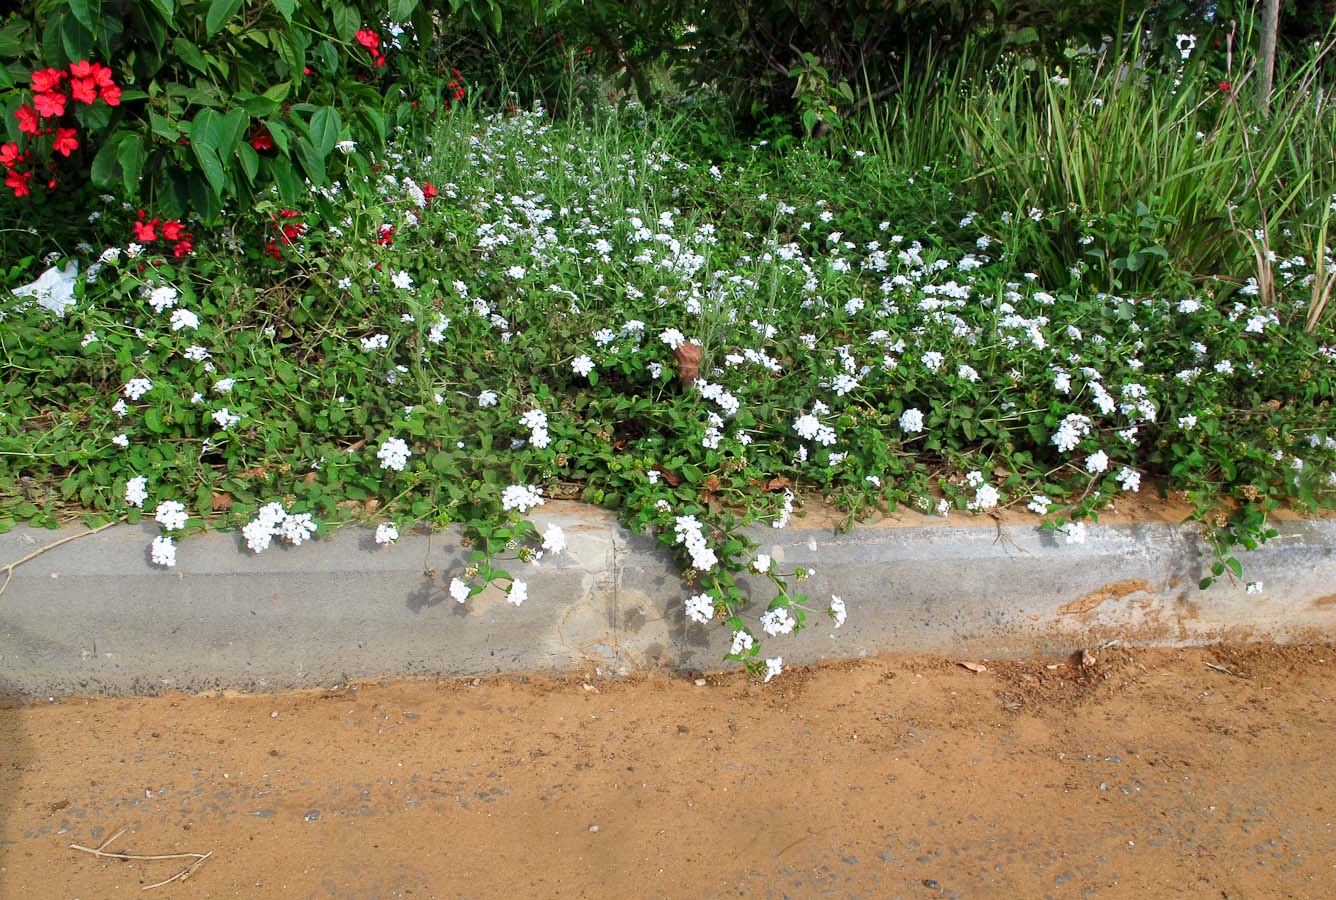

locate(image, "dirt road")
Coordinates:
3 645 1335 899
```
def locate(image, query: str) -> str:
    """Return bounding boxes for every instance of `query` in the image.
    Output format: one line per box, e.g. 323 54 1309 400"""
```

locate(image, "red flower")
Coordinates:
52 128 79 157
355 29 379 51
0 142 19 169
133 216 160 242
303 67 313 75
376 224 394 246
71 77 98 104
34 91 66 118
99 83 122 106
173 239 193 258
89 62 116 87
31 68 65 93
1219 81 1231 92
162 220 187 241
6 169 32 198
422 182 437 202
265 242 283 260
374 55 386 68
15 104 40 135
250 125 275 150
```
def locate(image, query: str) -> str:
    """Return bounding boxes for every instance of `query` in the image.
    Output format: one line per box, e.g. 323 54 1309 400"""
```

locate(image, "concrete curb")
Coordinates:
2 502 1334 696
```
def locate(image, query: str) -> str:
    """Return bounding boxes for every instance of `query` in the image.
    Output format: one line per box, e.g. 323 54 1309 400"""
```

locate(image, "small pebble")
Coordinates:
271 710 279 718
694 678 707 686
588 824 600 833
922 879 940 890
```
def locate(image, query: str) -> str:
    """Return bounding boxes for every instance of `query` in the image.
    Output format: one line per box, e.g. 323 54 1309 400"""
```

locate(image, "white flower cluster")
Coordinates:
125 475 148 508
520 408 550 448
673 515 718 571
501 483 545 513
375 522 399 545
829 595 847 628
1052 413 1093 452
154 500 189 531
124 378 153 400
899 407 924 434
150 535 177 568
685 592 715 624
377 437 412 471
793 413 836 446
242 501 317 553
760 606 796 636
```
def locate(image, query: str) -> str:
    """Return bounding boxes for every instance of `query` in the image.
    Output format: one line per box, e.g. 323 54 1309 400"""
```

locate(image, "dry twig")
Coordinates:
1205 661 1250 679
0 520 119 598
70 827 214 891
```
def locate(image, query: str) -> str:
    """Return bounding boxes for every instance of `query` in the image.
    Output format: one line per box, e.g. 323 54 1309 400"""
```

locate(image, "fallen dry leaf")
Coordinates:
959 662 988 673
674 341 702 386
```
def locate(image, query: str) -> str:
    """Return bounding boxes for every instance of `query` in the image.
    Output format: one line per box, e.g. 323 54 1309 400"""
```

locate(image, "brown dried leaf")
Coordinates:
210 492 233 512
959 661 988 673
674 341 702 387
654 466 683 487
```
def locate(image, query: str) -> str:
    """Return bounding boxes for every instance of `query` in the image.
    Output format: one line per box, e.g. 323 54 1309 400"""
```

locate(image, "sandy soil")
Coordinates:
3 645 1335 899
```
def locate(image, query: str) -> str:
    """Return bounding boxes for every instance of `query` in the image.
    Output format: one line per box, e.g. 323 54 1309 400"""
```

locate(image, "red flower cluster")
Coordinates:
1 142 34 197
356 30 387 68
376 223 395 246
133 210 195 258
446 68 465 104
266 210 306 259
422 182 437 203
7 60 120 197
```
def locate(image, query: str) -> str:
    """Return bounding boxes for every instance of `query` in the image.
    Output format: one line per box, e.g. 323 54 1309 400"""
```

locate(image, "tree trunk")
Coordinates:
1258 0 1282 114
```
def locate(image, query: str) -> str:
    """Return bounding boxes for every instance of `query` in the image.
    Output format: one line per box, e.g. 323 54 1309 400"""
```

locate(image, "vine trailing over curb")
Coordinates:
4 94 1334 680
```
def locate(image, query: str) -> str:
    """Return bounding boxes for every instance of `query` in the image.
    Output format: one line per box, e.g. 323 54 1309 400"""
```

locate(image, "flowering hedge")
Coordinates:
0 0 448 222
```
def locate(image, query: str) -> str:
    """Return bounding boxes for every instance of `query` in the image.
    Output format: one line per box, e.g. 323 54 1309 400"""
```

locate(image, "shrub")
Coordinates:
0 0 448 239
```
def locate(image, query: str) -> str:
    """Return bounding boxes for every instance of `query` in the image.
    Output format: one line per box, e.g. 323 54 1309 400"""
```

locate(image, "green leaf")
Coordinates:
239 92 280 117
261 80 291 103
271 0 297 22
389 0 419 21
307 106 341 158
206 0 244 37
192 140 226 196
190 108 224 149
216 107 248 160
146 0 174 19
171 37 209 73
294 135 326 185
236 141 259 181
116 134 145 195
1006 26 1039 46
69 0 96 31
331 3 358 42
149 110 181 141
269 155 304 202
90 136 121 187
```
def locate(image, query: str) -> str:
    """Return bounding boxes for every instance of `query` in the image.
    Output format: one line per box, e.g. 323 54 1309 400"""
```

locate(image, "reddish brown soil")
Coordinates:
3 645 1336 899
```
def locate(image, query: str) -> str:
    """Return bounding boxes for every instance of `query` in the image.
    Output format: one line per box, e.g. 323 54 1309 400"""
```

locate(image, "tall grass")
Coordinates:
862 27 1336 324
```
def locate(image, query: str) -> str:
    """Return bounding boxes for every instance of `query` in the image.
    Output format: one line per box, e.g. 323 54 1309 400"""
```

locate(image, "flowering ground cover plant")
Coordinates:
2 84 1334 679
